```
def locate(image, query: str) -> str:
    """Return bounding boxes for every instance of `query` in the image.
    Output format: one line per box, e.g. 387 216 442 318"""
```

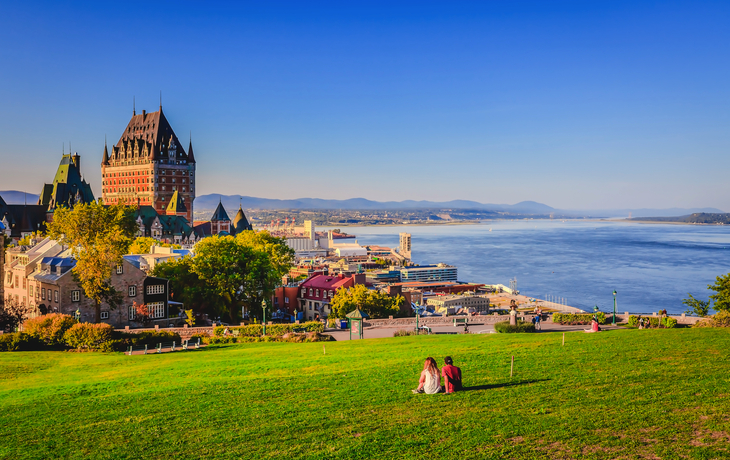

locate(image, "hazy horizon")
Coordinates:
1 1 729 210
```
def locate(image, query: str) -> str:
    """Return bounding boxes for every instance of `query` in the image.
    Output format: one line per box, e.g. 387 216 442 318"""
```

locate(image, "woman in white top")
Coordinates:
413 357 442 394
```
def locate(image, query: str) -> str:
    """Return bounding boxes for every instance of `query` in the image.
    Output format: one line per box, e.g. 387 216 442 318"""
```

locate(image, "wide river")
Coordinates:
325 220 730 314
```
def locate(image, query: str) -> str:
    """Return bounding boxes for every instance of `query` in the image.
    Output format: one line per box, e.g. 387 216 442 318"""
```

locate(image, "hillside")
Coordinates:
629 212 730 224
1 329 728 458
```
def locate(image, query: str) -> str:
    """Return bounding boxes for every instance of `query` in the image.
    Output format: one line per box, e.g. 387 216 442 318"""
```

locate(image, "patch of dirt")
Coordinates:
509 436 524 444
352 432 363 438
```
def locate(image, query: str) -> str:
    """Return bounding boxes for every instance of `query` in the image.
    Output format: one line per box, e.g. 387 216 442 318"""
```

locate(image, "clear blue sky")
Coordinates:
1 1 728 210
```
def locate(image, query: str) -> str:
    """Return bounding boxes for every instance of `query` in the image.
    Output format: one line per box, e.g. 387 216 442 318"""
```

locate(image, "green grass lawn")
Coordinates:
1 328 729 459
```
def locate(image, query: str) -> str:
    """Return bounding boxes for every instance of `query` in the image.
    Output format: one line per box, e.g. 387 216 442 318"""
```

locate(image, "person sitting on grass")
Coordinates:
412 357 442 394
442 356 462 394
584 318 600 333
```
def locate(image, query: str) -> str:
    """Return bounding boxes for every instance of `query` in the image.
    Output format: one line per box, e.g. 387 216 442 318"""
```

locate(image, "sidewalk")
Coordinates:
326 322 624 340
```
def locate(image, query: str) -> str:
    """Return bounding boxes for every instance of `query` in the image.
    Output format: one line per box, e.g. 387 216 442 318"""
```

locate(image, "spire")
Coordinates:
102 136 110 165
159 90 162 110
187 132 196 163
133 96 136 115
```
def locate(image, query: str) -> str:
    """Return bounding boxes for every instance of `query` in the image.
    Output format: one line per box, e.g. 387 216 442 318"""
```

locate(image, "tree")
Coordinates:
708 273 730 312
17 231 45 246
329 284 403 319
128 237 180 254
151 256 221 319
47 201 138 322
0 297 33 332
683 293 712 317
133 302 151 326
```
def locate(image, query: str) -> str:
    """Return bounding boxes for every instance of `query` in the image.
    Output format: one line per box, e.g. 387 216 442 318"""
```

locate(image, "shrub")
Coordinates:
393 329 429 337
0 332 44 351
552 313 606 325
22 314 77 346
63 323 114 351
495 321 536 333
116 330 182 347
693 310 730 328
628 315 677 329
213 321 323 338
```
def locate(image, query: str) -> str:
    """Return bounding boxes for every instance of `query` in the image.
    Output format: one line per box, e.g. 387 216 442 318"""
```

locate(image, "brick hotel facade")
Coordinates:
101 106 196 223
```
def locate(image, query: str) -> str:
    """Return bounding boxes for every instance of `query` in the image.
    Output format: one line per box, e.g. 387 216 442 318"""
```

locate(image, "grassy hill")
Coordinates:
629 213 730 224
1 329 729 459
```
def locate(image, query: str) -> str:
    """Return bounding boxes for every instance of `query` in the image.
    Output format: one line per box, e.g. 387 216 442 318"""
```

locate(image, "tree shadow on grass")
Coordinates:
461 378 550 392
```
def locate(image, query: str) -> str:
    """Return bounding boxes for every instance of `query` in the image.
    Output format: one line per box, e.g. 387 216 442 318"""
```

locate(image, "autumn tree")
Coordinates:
47 201 138 322
329 284 403 319
0 297 33 332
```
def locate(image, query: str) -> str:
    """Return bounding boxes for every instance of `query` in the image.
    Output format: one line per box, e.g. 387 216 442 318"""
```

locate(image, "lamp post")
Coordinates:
612 290 617 325
262 300 267 336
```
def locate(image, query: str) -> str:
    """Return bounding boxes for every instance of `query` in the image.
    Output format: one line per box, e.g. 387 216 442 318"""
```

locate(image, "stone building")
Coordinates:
3 238 64 309
27 254 148 327
101 106 197 223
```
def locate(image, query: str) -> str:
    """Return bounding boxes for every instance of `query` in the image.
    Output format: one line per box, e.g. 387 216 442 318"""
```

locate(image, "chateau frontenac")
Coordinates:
101 106 196 223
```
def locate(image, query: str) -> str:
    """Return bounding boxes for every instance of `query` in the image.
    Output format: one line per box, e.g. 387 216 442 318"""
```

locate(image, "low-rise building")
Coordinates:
426 294 491 315
400 263 458 282
298 273 366 321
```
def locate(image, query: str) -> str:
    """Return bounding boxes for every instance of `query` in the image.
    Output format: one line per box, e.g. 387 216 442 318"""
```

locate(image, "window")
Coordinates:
128 285 136 297
309 288 313 296
116 265 123 275
146 284 165 295
148 302 165 319
72 290 80 302
29 285 34 297
128 305 136 320
284 297 289 304
329 290 334 298
54 290 59 303
100 311 109 320
42 288 46 300
316 289 320 297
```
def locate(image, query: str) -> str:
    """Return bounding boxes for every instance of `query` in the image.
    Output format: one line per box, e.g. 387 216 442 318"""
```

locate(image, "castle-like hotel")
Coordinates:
0 105 252 245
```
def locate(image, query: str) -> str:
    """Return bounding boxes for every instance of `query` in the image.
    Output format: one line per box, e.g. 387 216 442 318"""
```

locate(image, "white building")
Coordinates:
400 263 458 282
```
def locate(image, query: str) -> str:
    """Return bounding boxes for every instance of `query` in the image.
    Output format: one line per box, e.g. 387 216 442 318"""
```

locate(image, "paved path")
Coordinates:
326 322 623 341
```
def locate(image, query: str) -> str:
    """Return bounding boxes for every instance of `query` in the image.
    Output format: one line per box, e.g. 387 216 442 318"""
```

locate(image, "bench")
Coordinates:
156 341 177 353
293 327 307 333
126 344 148 355
433 332 458 335
453 318 469 326
183 338 201 350
232 329 240 337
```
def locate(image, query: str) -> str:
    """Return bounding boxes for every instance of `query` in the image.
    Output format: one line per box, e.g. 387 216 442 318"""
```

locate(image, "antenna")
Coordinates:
133 96 136 115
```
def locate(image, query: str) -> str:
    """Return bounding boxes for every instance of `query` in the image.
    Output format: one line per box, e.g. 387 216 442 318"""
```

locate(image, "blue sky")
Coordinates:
0 1 728 210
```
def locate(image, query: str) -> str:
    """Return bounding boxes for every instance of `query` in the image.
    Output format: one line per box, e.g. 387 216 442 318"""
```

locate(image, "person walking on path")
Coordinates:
412 357 442 394
442 357 462 394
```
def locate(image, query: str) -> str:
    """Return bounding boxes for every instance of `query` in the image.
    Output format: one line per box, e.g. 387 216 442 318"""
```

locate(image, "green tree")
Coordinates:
708 273 730 312
329 284 403 319
151 256 221 319
47 202 138 322
128 237 180 254
682 293 712 317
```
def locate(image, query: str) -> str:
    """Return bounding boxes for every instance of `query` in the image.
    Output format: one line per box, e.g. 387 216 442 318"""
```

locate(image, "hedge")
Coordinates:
213 321 324 337
0 333 44 351
64 323 114 351
495 321 536 333
693 310 730 328
627 315 677 329
552 312 607 325
206 332 334 344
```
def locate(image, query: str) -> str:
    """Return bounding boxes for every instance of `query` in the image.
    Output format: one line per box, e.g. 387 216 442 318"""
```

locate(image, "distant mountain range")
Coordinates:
0 190 723 218
195 194 556 214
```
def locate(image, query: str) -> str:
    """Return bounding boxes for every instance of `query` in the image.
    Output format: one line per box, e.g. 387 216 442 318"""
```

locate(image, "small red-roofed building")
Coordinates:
298 273 366 321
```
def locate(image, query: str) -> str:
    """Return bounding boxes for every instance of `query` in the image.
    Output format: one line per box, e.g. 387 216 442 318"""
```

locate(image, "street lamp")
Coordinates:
262 300 267 336
612 290 617 325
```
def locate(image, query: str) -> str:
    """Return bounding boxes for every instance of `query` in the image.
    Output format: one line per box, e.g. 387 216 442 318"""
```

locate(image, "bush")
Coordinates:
0 332 44 351
627 315 677 329
393 329 429 337
213 321 324 338
693 310 730 328
116 330 182 347
495 321 536 333
23 314 77 346
552 312 606 325
63 323 114 351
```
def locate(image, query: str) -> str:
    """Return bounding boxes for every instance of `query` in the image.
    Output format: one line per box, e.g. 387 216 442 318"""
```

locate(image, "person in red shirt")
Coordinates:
441 356 462 393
